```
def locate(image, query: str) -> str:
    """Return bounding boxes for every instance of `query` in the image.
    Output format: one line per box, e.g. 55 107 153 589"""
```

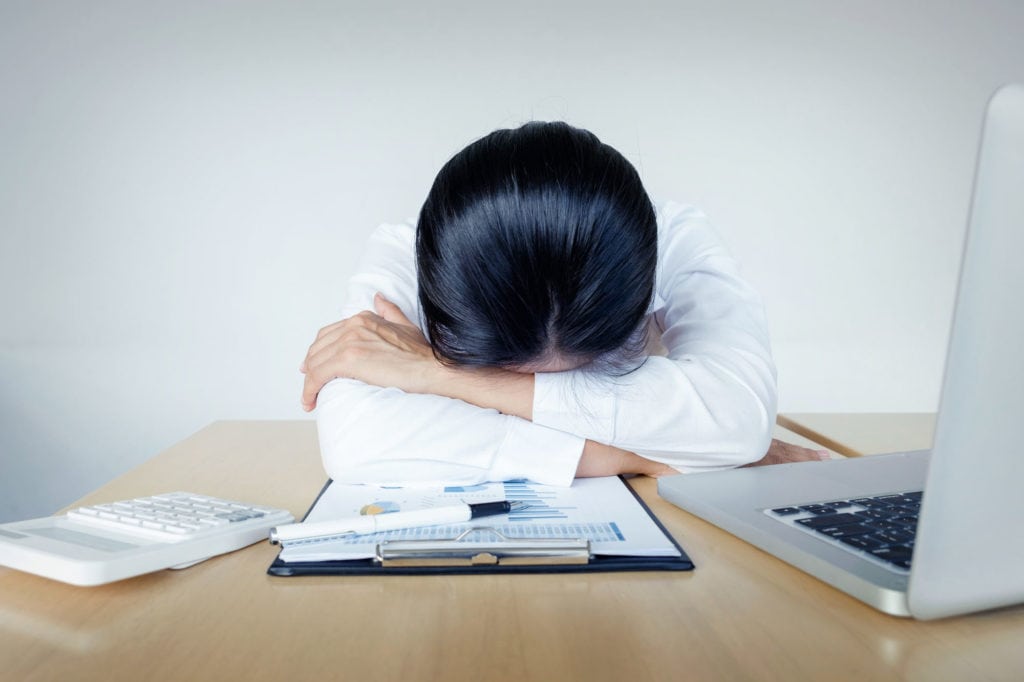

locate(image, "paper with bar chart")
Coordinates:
278 476 681 563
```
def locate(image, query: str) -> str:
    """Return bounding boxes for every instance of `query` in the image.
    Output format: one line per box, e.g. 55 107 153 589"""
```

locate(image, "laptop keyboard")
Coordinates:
766 491 922 571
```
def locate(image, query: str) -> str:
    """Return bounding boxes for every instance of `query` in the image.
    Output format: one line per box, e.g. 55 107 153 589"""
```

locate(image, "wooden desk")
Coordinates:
778 413 937 457
3 421 1022 682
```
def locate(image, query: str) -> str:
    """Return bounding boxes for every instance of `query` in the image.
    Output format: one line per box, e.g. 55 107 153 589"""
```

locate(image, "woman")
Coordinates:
300 122 822 486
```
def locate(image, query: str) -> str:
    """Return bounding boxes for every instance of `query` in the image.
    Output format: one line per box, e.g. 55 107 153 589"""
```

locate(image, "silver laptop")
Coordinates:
658 84 1024 620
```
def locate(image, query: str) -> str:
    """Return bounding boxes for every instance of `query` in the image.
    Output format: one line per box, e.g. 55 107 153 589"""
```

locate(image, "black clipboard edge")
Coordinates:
267 476 693 576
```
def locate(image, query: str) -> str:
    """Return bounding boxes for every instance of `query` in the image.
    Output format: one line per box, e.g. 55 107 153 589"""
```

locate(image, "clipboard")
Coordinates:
267 477 693 576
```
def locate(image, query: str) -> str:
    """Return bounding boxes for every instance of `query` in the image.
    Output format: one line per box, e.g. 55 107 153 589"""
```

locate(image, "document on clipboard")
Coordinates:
267 476 693 575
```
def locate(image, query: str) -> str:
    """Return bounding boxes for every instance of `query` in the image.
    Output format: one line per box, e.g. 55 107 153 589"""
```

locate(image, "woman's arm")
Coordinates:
306 223 670 485
515 203 777 471
307 201 777 481
324 204 777 473
314 376 584 486
468 203 777 472
576 440 677 478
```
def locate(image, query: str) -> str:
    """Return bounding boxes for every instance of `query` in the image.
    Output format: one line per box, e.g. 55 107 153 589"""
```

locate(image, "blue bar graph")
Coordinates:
503 480 575 521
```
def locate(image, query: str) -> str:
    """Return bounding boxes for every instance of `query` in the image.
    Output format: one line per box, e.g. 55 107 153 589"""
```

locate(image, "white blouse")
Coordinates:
315 201 777 486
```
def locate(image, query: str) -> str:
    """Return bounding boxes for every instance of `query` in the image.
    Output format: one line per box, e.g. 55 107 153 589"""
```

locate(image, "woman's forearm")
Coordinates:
429 364 536 421
575 440 677 478
315 377 584 487
422 367 676 478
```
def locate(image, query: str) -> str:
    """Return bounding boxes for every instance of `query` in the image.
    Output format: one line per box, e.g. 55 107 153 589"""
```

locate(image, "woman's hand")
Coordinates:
743 439 831 467
302 293 539 419
300 294 442 411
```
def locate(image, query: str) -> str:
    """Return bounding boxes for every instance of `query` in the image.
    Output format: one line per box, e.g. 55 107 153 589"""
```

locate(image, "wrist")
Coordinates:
422 356 456 394
576 440 675 478
429 363 536 421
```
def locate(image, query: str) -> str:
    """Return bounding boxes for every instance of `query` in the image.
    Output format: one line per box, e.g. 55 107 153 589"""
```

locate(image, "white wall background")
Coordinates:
2 1 1022 522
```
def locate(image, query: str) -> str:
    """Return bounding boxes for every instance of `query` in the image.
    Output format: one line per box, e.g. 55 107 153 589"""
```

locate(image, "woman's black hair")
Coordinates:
415 121 657 370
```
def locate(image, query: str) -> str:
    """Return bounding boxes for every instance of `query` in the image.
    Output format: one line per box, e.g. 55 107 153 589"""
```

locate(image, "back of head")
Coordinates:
415 121 657 370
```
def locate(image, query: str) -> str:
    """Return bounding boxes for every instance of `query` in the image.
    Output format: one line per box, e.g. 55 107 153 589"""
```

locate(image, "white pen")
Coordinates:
268 500 523 544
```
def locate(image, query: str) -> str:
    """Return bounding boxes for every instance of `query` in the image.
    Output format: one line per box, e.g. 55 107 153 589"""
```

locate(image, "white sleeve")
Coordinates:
531 202 778 472
315 222 584 487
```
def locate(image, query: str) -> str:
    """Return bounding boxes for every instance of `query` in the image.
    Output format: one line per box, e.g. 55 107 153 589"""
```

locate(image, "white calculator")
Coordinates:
0 492 293 586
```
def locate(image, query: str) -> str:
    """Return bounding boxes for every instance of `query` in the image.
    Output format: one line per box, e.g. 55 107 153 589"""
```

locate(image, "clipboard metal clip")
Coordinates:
375 526 592 568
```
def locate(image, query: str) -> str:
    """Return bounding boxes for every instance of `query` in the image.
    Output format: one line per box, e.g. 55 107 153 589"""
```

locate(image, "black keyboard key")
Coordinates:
902 491 923 501
869 546 914 569
830 500 856 509
892 515 918 527
851 498 896 510
873 528 916 545
854 509 890 521
770 507 802 516
799 505 838 515
865 519 907 532
814 523 874 539
795 513 863 529
839 534 887 551
870 546 913 560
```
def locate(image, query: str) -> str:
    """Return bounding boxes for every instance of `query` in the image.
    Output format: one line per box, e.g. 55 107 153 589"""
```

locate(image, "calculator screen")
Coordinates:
29 527 139 552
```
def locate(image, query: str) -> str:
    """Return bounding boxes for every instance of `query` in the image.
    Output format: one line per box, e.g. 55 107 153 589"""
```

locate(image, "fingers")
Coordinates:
300 314 380 410
303 313 379 371
301 298 412 375
301 352 353 411
301 373 322 412
301 345 343 411
298 302 424 410
374 293 416 327
746 440 830 467
300 338 368 411
300 319 348 373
